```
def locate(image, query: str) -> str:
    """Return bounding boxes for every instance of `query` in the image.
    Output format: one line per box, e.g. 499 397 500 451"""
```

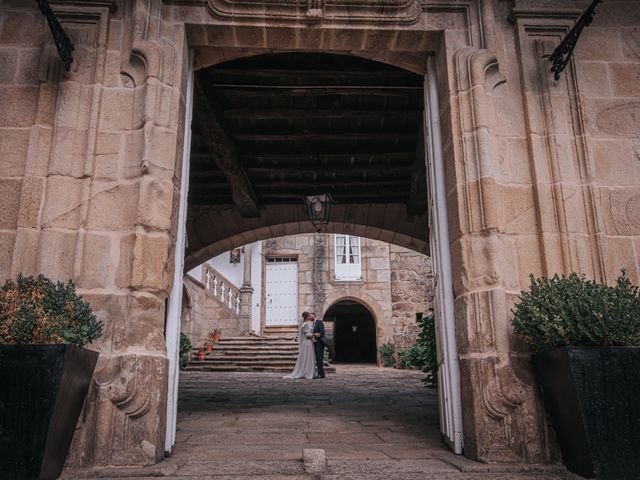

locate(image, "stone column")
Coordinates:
0 0 190 468
239 244 253 335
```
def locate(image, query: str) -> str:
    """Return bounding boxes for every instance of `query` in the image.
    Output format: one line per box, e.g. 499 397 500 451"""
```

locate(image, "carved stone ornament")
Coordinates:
206 0 422 24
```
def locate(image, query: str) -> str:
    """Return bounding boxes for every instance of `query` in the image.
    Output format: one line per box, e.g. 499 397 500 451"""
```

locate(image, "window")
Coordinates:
334 234 361 280
266 256 298 263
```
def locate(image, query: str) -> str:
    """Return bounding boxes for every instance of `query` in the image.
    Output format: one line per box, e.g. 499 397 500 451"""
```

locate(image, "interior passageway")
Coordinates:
325 301 377 363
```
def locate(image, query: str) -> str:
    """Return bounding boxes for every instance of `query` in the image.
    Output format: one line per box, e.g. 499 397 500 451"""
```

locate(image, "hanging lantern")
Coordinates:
305 194 333 230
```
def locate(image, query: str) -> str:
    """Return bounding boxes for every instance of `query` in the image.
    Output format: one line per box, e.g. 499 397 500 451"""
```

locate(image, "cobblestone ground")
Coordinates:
63 365 570 479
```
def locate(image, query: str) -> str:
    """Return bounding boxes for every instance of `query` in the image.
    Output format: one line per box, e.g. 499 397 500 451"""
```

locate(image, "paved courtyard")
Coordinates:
63 365 570 479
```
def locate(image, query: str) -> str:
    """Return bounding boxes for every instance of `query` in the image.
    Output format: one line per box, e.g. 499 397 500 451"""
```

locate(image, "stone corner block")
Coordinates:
303 448 327 474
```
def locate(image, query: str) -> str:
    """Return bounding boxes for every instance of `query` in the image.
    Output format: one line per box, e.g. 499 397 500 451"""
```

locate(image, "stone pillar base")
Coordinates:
66 353 168 467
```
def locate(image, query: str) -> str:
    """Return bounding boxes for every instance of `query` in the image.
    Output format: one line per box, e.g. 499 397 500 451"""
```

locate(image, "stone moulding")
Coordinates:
203 0 423 24
512 10 607 281
451 46 545 462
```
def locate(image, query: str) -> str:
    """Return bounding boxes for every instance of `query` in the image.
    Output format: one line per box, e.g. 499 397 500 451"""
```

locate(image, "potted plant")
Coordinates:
196 346 206 361
512 272 640 480
211 328 221 342
0 274 103 480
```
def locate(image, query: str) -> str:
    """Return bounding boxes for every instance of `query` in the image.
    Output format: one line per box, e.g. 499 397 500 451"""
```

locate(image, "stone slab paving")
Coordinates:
62 364 569 479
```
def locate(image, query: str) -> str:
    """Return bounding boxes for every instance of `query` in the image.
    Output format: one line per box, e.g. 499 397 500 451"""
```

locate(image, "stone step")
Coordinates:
208 347 298 355
196 341 297 349
217 337 297 344
264 325 298 331
185 364 337 373
209 345 299 351
207 353 298 360
185 365 297 372
194 355 298 363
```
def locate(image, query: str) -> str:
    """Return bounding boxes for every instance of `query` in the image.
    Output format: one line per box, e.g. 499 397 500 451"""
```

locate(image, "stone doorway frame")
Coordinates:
324 297 379 364
160 4 545 464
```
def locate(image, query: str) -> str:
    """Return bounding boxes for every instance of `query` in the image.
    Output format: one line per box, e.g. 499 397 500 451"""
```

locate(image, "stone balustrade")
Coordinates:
203 265 241 316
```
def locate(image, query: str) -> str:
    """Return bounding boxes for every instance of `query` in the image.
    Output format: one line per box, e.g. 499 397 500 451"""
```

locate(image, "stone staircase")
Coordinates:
186 326 335 373
187 335 299 372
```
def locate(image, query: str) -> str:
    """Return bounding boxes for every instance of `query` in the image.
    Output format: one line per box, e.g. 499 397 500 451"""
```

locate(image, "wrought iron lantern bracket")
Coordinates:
36 0 74 71
305 194 333 232
544 0 602 81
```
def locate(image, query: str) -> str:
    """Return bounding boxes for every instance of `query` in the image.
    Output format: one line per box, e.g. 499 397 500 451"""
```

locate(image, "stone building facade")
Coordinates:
0 0 639 470
182 233 433 357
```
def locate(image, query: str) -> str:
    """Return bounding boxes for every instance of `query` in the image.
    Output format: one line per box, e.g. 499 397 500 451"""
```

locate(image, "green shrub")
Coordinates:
512 271 640 351
179 332 193 368
180 332 193 357
378 342 396 367
0 274 103 347
399 310 438 387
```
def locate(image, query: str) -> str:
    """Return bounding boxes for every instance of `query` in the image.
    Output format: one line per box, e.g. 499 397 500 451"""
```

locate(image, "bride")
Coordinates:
284 311 316 379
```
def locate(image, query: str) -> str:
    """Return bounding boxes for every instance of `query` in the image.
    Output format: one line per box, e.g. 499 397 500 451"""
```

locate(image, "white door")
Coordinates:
265 258 298 326
424 58 464 454
164 58 194 454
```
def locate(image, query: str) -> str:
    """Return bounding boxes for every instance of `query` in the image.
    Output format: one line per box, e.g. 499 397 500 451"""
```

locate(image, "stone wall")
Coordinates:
1 0 640 469
389 244 434 349
182 275 243 345
262 233 433 350
0 0 188 467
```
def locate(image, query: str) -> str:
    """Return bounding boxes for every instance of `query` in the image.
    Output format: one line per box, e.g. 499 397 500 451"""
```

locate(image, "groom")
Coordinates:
311 313 326 379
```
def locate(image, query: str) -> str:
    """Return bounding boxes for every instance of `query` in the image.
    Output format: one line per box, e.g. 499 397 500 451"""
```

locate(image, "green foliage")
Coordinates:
179 332 193 369
378 342 396 367
399 310 438 387
0 274 103 347
180 332 193 357
512 271 640 351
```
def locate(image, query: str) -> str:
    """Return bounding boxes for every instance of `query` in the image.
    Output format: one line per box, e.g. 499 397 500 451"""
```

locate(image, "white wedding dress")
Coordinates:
284 322 316 379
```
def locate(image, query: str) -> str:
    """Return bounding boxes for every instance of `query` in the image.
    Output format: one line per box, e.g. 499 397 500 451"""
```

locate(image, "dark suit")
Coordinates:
313 318 327 376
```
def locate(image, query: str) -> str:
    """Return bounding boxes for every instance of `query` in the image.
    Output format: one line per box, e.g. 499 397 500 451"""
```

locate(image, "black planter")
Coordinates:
0 345 99 480
533 347 640 480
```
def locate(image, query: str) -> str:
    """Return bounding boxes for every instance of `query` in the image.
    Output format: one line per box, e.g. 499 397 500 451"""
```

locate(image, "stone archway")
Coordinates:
3 0 619 469
324 299 377 363
177 32 548 464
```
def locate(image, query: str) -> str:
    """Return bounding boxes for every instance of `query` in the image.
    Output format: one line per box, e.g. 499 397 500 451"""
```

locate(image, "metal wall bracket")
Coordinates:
545 0 603 81
36 0 74 71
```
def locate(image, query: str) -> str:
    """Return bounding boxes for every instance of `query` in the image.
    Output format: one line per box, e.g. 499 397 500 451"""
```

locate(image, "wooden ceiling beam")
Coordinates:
240 151 415 164
257 193 406 203
251 180 410 190
224 109 421 121
232 133 417 143
236 144 418 156
207 67 422 87
245 166 414 177
192 77 260 218
215 86 422 97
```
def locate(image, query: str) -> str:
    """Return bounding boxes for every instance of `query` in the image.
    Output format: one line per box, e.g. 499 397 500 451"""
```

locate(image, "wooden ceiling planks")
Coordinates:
188 52 425 213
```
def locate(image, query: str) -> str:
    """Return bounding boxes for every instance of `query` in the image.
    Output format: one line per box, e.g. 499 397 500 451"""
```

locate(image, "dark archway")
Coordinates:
185 52 427 270
325 300 377 363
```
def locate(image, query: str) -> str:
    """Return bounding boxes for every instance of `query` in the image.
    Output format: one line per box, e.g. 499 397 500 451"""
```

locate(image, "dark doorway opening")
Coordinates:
325 300 376 363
